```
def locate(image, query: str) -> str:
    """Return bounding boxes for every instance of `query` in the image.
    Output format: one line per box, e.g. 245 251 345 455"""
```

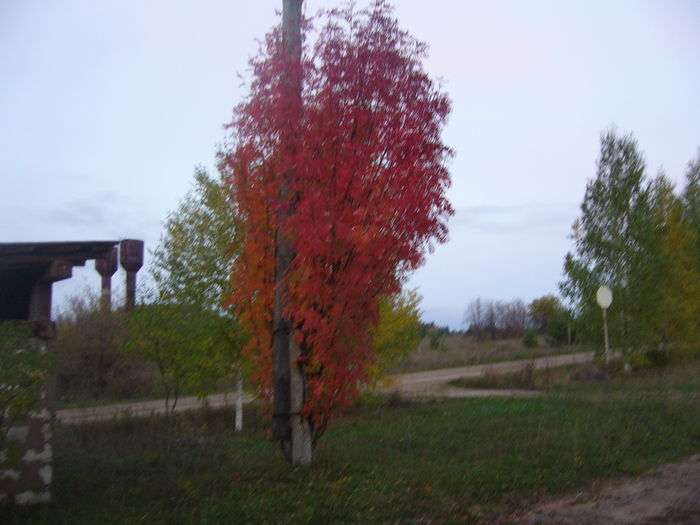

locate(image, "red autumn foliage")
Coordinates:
221 1 453 433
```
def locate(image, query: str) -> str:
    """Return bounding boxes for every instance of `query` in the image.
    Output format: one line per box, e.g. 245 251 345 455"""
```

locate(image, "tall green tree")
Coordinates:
151 166 239 310
562 131 700 363
682 150 700 265
148 167 247 425
561 130 653 354
652 176 700 357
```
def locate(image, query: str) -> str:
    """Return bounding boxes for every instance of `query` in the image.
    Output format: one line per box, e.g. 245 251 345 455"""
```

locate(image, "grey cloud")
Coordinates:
451 203 578 235
43 191 162 240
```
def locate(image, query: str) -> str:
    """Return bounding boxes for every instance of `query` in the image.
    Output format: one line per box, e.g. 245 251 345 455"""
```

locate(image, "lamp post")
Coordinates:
596 285 613 365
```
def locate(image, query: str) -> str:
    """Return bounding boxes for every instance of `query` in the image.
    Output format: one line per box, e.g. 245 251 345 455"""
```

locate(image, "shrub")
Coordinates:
522 330 538 348
643 347 670 367
54 290 156 404
369 290 423 384
124 301 240 414
627 346 671 369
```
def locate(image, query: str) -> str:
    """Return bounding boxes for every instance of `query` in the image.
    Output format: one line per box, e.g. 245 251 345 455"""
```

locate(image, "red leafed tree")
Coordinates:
221 0 453 441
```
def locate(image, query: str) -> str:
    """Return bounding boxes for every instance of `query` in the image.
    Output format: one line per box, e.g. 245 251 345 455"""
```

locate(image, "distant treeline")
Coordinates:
463 295 570 344
417 293 570 347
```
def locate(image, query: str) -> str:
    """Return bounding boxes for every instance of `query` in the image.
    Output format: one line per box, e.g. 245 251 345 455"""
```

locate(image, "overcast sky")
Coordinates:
1 0 699 328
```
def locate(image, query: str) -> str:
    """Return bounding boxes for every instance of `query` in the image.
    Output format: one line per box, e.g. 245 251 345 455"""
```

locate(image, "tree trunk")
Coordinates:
289 338 312 464
273 0 312 465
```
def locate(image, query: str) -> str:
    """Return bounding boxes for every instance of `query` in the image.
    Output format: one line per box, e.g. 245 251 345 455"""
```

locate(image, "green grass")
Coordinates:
4 393 699 524
566 359 700 397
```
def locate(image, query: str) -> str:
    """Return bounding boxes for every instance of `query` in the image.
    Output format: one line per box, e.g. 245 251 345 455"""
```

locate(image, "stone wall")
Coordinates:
0 339 53 505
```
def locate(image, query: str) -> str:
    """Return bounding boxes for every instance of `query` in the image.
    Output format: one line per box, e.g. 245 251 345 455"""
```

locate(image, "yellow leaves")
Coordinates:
369 289 422 384
657 199 700 353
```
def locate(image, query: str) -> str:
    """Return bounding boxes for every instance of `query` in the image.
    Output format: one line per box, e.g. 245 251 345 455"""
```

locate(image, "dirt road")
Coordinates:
520 454 700 524
387 351 594 394
56 391 256 424
55 351 593 424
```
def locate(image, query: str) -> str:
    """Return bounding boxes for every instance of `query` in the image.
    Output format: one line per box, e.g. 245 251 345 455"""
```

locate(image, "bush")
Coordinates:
643 347 670 368
55 291 156 404
529 295 572 346
546 311 571 346
522 330 538 348
124 301 241 414
627 346 671 369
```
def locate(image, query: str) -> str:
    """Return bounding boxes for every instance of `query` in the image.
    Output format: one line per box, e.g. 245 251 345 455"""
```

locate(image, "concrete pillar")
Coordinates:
27 283 51 322
119 240 144 311
95 247 118 312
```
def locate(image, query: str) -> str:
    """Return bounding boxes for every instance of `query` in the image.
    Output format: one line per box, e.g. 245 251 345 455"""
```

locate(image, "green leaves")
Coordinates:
151 166 240 314
561 130 700 362
682 150 700 265
136 167 247 411
0 323 52 429
124 303 243 411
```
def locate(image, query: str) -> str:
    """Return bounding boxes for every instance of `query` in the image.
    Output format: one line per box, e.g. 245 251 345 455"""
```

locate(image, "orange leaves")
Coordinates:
223 1 452 428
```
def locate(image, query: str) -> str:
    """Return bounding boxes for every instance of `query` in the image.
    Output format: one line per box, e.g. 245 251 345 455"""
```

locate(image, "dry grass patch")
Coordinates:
392 335 586 373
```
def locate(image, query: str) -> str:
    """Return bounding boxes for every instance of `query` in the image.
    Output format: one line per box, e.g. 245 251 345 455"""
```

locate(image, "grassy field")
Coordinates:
390 335 588 374
5 378 699 524
448 358 700 400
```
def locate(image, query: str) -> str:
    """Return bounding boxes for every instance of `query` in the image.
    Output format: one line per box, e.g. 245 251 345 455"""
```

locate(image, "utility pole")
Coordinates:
272 0 312 465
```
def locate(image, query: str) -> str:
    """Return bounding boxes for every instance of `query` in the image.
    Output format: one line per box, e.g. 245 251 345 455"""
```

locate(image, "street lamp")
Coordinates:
596 285 613 365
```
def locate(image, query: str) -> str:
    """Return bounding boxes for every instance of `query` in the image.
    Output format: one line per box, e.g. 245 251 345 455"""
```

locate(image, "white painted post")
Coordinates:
602 307 611 365
235 376 243 432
